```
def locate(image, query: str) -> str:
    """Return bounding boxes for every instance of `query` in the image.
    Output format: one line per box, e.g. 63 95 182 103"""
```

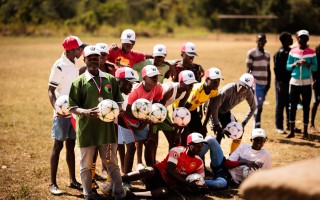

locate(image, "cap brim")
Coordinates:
147 71 160 77
152 53 166 57
85 52 101 57
126 78 139 83
239 81 249 89
251 135 266 139
185 52 198 57
208 76 224 80
184 79 198 85
121 39 135 44
189 139 207 144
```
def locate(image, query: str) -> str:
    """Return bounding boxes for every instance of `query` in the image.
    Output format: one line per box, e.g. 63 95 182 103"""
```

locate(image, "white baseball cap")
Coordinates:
251 128 266 139
187 133 206 145
83 45 101 57
95 43 109 54
205 68 224 80
120 29 136 44
153 44 167 57
178 70 198 85
142 65 160 78
181 42 197 56
239 73 254 88
115 67 139 82
297 30 309 37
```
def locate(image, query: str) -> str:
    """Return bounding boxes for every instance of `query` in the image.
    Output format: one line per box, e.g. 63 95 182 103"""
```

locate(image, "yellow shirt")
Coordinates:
173 83 218 111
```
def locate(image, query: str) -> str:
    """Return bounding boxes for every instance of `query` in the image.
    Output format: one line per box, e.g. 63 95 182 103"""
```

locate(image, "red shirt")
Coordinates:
127 82 163 124
108 48 145 68
154 146 204 187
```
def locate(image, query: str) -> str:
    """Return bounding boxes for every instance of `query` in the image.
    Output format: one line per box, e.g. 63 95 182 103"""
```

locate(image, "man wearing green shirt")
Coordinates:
69 46 133 200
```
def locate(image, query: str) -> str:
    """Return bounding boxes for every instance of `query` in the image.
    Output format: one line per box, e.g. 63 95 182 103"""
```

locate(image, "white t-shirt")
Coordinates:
228 144 271 184
48 53 78 97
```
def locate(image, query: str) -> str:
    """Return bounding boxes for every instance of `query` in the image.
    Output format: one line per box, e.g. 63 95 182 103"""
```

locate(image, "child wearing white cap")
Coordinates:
202 73 256 154
169 42 204 83
174 67 223 146
201 128 271 189
107 29 146 75
133 44 176 83
118 65 163 188
286 30 318 139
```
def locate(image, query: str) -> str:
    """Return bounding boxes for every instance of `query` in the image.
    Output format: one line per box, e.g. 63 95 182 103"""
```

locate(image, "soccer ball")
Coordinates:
97 99 120 122
131 98 152 119
186 173 205 186
242 166 255 178
99 181 112 195
172 107 191 126
225 121 243 139
55 95 70 115
149 103 167 123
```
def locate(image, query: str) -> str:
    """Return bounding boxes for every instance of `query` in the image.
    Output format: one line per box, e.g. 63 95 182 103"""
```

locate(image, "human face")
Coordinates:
72 47 82 59
122 43 134 54
237 84 248 94
180 82 194 92
182 53 194 65
153 56 165 66
99 52 108 67
85 54 100 75
188 142 204 156
256 35 267 50
144 75 158 86
206 78 220 90
298 35 309 49
119 79 133 95
251 137 266 150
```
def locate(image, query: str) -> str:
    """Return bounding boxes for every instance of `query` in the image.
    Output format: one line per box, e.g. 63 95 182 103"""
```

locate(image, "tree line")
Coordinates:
0 0 319 36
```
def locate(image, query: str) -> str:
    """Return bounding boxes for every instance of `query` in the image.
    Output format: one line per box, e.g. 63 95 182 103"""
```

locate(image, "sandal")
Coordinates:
69 181 83 191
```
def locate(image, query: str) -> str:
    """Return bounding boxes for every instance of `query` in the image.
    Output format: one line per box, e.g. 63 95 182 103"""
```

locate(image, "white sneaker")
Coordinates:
136 163 145 171
276 129 286 134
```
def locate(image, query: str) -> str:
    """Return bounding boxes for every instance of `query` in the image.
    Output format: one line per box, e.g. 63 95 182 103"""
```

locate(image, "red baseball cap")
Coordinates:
62 36 80 51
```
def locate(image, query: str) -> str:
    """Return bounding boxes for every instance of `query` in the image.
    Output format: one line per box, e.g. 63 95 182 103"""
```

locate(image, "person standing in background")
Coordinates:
286 30 318 139
246 33 271 128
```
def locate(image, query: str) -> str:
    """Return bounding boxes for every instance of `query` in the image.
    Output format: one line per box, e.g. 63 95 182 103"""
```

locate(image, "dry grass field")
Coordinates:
0 34 320 200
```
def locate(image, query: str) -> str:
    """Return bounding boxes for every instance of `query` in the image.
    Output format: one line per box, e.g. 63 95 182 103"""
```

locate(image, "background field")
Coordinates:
0 34 320 200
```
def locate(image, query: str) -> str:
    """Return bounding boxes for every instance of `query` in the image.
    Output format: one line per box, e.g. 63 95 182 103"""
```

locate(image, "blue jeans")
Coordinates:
199 136 228 189
80 144 125 199
199 136 224 170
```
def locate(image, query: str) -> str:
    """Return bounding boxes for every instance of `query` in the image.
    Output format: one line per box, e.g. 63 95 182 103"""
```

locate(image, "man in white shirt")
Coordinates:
48 36 84 194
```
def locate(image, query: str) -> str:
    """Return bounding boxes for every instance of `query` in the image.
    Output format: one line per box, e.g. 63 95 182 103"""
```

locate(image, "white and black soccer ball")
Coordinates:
186 173 205 186
131 98 152 120
55 95 70 115
225 121 243 139
172 107 191 126
98 99 120 122
149 103 167 123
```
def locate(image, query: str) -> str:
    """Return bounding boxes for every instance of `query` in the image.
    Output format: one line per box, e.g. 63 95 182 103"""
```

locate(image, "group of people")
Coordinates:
47 29 318 200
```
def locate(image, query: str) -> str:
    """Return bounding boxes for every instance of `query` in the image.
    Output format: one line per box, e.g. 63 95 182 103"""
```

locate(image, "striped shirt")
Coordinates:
246 48 270 85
